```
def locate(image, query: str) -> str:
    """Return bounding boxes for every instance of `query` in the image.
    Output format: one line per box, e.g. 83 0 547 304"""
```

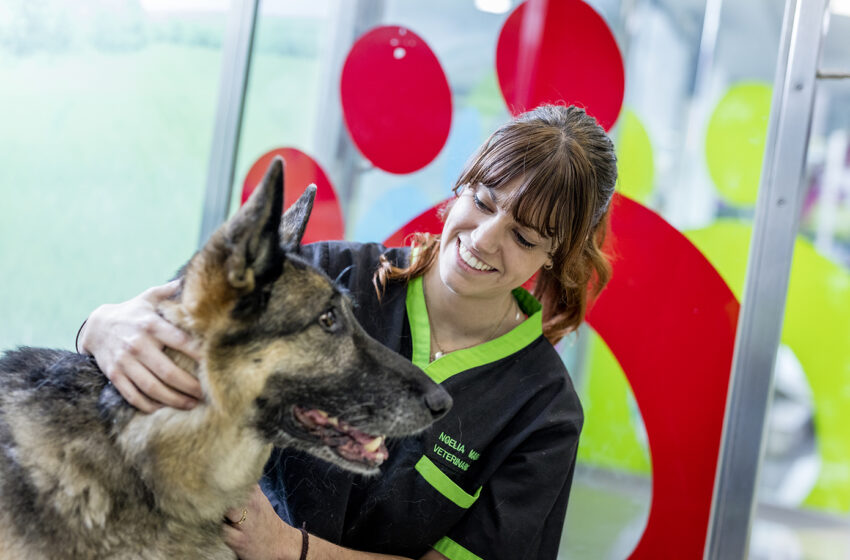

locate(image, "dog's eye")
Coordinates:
318 310 338 332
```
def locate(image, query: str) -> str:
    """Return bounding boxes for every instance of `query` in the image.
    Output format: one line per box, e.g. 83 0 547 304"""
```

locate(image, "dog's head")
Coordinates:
171 157 451 474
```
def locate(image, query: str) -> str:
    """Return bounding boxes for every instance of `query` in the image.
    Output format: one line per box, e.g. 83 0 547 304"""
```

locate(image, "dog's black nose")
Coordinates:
424 387 452 419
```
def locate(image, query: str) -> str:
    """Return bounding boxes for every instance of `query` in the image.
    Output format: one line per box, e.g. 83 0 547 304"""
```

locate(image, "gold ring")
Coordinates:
234 508 247 526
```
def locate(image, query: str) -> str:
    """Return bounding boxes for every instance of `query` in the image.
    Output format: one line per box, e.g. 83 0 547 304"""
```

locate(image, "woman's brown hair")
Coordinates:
373 104 618 345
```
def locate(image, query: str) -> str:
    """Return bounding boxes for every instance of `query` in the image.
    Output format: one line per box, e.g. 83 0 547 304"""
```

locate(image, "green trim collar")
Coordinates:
406 276 543 383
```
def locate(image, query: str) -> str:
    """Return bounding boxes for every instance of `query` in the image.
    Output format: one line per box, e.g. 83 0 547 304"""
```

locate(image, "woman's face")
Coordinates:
436 179 554 301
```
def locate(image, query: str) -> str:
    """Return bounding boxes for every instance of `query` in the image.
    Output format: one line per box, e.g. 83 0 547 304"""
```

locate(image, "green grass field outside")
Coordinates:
0 43 318 349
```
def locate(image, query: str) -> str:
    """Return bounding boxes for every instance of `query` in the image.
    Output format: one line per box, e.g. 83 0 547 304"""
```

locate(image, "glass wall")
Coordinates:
0 0 226 348
748 9 850 558
232 0 756 557
2 0 846 557
232 1 847 558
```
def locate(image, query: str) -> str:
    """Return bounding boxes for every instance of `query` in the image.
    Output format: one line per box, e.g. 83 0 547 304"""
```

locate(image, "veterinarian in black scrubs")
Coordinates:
78 104 618 560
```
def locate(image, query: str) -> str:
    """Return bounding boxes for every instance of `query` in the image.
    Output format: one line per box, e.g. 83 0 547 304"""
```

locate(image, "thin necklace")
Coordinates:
429 296 521 361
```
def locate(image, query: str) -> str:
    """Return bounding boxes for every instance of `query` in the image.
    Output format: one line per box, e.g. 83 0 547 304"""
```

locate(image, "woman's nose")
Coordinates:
470 218 501 254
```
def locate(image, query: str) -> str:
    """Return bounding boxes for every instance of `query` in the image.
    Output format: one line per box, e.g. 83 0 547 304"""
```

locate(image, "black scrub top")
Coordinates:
261 242 583 560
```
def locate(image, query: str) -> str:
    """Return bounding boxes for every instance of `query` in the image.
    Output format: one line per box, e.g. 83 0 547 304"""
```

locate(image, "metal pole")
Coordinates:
198 0 259 246
704 0 829 557
816 70 850 79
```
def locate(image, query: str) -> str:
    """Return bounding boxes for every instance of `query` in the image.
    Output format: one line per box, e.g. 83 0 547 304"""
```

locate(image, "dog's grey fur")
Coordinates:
0 157 451 559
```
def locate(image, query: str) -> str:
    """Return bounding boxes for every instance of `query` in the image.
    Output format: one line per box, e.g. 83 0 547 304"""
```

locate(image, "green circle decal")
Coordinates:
576 330 652 475
687 221 850 512
614 108 654 203
705 82 772 206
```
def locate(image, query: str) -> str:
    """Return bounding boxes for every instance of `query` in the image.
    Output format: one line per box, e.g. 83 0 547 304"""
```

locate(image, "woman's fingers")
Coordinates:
224 506 247 525
107 369 163 414
142 345 203 400
222 485 299 560
143 279 181 300
142 314 204 364
116 351 198 410
135 315 203 399
83 282 205 410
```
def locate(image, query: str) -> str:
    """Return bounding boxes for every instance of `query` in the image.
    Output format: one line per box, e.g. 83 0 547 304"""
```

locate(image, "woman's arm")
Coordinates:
223 486 448 560
78 280 203 412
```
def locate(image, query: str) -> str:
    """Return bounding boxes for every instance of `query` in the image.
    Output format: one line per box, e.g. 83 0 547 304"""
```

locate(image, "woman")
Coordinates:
79 104 617 560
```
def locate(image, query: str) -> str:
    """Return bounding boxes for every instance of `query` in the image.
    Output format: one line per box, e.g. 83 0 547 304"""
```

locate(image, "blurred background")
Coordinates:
0 0 848 558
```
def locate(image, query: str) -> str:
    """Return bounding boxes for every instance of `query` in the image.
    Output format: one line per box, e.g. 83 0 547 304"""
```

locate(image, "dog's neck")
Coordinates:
121 291 273 522
119 403 271 523
119 345 270 523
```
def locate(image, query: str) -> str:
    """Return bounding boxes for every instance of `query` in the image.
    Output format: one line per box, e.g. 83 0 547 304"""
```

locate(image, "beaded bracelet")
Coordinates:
299 522 309 560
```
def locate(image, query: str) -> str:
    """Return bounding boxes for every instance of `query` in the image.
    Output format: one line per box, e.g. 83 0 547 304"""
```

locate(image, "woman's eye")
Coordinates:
515 232 535 248
472 191 491 212
318 310 337 332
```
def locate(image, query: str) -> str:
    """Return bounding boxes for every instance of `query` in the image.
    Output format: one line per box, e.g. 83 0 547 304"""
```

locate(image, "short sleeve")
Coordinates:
433 410 581 560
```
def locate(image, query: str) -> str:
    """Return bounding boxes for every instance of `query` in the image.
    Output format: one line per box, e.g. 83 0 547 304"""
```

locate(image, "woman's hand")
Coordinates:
223 486 449 560
79 281 203 413
223 485 302 560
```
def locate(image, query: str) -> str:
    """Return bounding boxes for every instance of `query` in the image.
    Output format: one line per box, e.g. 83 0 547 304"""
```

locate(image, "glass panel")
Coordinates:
749 12 850 555
231 0 328 212
0 0 226 348
569 0 782 555
236 0 826 558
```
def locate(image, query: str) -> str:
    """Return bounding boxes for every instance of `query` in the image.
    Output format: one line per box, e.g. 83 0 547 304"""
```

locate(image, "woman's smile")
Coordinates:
456 238 497 272
434 181 553 300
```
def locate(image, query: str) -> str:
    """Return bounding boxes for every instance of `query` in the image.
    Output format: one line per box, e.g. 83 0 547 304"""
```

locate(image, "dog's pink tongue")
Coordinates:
294 406 389 466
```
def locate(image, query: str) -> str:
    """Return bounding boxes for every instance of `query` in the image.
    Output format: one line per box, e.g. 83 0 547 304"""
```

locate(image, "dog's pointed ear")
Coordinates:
222 156 285 291
280 184 316 250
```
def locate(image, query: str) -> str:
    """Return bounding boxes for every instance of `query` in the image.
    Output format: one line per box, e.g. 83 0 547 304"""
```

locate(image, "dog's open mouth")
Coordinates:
293 406 389 468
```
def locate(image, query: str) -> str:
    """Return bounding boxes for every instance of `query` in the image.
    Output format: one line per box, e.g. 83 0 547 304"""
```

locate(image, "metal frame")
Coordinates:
198 0 260 246
704 0 829 557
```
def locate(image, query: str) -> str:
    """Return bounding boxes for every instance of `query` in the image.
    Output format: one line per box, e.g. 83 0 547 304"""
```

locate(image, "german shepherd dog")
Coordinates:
0 158 451 559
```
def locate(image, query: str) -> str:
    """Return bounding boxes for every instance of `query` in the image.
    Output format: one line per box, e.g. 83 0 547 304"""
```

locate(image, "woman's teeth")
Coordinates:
459 242 495 271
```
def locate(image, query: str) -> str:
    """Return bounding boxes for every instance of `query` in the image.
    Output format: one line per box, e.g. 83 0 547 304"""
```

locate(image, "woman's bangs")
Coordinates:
459 142 525 191
457 129 573 245
503 167 571 244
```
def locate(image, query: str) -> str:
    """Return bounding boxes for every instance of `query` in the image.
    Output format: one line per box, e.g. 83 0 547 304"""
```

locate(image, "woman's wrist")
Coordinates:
297 523 309 560
76 303 107 356
276 520 307 560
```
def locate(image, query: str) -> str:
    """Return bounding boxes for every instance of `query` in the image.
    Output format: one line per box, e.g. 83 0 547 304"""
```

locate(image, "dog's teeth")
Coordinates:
315 410 328 418
363 435 384 453
327 416 339 427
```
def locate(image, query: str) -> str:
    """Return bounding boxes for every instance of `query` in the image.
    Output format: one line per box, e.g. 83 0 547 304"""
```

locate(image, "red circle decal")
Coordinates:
341 26 452 174
496 0 625 130
242 148 344 244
